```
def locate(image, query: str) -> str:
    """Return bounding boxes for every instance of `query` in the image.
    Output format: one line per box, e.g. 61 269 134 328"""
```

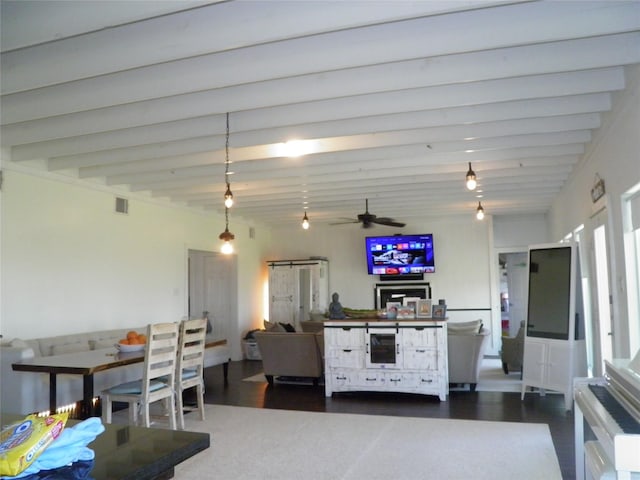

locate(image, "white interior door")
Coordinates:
268 266 297 326
189 249 237 341
588 208 613 376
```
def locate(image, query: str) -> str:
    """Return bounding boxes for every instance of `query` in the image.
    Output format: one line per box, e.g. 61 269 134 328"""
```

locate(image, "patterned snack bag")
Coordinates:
0 413 68 477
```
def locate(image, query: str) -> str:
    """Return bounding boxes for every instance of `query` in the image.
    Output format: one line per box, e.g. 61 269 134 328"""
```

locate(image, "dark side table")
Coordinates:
1 414 210 480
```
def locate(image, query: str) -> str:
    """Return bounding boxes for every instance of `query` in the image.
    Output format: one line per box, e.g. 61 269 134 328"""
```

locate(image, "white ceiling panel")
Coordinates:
1 0 639 229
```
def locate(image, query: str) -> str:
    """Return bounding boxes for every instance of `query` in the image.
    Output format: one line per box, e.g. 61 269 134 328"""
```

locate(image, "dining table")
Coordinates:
11 339 228 418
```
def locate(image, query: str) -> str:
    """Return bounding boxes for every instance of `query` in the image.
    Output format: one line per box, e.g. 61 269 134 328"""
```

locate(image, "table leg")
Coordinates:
49 373 57 414
81 374 95 418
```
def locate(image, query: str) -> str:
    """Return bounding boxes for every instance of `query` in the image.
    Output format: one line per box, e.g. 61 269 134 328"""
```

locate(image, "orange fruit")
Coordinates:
137 334 147 344
119 339 130 345
126 331 138 341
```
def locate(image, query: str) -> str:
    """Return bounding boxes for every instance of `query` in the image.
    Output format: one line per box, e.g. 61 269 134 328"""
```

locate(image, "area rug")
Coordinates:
243 358 523 392
173 404 561 479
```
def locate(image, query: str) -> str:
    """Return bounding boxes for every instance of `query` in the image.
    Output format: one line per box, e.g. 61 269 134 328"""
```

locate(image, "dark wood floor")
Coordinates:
201 360 576 479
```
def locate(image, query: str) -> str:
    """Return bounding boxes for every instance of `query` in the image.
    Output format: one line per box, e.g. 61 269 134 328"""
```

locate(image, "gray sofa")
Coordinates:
253 331 324 386
447 320 490 392
0 326 230 415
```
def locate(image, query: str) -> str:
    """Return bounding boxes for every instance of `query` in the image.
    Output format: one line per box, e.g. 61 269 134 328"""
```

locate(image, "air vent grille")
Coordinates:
115 197 129 214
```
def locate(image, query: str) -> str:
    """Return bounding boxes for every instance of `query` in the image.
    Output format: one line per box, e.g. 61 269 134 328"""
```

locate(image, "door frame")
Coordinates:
490 246 529 357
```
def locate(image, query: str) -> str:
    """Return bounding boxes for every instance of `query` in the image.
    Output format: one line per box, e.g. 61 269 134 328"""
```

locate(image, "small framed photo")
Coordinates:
416 299 432 318
397 305 415 319
386 302 401 314
403 297 421 312
432 304 447 319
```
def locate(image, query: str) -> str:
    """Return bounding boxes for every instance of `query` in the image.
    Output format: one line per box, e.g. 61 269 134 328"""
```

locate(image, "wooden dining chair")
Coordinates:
101 322 179 429
175 318 208 430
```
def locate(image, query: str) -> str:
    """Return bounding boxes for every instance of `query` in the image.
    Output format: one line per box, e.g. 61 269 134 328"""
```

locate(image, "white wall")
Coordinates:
0 166 270 359
547 65 640 358
266 216 493 312
493 214 548 249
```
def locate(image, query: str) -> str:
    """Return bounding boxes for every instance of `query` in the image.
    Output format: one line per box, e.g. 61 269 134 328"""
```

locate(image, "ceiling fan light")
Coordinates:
302 211 310 230
466 162 477 191
224 184 234 208
476 201 485 220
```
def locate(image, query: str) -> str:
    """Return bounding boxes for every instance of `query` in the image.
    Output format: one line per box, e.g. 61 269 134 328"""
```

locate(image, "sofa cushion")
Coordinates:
447 319 483 335
10 338 30 349
51 342 91 355
90 339 118 350
279 322 296 332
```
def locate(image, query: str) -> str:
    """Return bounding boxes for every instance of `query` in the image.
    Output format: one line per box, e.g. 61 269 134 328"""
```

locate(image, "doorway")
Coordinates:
188 249 237 342
498 252 528 338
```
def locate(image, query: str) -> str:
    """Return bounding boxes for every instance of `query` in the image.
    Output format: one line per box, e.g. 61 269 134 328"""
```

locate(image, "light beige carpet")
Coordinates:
173 404 561 480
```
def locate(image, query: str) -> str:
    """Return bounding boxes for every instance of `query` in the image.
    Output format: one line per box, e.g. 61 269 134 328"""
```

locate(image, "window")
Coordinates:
622 183 640 355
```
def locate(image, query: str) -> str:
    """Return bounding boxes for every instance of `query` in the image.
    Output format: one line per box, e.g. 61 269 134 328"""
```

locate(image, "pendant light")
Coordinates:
465 162 477 191
223 112 234 208
302 211 310 230
476 201 485 220
218 112 235 254
219 206 235 254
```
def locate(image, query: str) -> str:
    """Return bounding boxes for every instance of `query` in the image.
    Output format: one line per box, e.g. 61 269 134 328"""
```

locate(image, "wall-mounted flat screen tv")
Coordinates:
365 234 435 275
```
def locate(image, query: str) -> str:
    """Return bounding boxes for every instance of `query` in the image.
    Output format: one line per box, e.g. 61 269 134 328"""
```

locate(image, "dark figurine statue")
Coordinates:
328 292 346 319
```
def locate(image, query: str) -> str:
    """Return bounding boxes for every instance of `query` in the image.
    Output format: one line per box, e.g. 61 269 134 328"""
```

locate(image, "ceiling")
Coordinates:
2 0 639 229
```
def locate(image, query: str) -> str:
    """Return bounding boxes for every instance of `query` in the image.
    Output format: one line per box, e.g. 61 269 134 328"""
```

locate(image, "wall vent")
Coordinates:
115 197 129 214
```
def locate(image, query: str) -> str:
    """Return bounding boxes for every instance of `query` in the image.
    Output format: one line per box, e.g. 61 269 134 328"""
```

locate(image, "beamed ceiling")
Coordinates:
1 0 639 229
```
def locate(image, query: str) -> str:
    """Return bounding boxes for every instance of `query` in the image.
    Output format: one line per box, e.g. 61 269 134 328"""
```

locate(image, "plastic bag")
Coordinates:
0 413 68 477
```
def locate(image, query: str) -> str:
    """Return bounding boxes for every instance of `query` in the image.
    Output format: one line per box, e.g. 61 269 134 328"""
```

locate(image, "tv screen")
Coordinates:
365 234 435 275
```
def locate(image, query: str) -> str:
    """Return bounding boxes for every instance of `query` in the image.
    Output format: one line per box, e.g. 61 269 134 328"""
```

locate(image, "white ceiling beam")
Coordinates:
11 83 624 166
103 130 590 187
73 113 597 178
1 1 513 91
2 31 637 126
14 66 618 156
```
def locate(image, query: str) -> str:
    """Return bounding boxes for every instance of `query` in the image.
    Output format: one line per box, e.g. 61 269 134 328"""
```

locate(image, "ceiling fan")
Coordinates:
331 199 406 229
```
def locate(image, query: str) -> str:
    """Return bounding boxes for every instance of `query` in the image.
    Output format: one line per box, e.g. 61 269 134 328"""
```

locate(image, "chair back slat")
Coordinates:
177 318 207 376
143 322 179 387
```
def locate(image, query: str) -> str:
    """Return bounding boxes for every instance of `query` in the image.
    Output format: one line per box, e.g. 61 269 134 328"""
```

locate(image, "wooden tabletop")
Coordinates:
12 338 228 375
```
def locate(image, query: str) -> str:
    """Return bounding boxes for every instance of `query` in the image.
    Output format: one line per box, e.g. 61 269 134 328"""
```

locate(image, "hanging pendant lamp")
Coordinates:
476 201 485 220
302 211 310 230
465 162 477 191
219 207 235 254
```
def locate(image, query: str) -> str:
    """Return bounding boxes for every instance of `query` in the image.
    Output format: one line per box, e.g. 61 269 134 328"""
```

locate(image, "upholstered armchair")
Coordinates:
254 331 324 386
447 320 489 392
500 320 525 374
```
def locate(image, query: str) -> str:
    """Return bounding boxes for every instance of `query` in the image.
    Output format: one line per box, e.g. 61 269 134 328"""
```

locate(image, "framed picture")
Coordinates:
416 299 432 318
386 302 401 315
432 304 447 319
402 297 421 312
397 305 416 319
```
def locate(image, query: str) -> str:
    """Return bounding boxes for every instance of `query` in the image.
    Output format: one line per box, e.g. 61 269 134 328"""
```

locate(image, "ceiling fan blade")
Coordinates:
330 218 360 225
372 217 406 228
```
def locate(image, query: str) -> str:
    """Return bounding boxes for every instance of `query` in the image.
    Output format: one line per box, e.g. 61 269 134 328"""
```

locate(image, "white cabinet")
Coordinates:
324 321 448 400
521 243 588 410
267 259 329 329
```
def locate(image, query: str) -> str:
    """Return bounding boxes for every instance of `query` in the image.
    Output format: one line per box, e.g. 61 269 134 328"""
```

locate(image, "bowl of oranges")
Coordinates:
116 331 147 352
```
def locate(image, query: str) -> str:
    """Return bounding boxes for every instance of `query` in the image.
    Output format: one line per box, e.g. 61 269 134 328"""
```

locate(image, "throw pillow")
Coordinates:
447 319 483 335
279 322 296 332
263 320 285 332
